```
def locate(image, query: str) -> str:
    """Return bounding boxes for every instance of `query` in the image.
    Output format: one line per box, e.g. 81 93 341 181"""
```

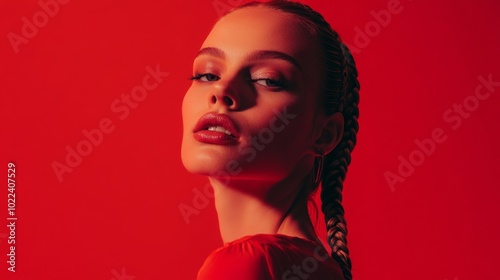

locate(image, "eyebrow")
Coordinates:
195 47 302 71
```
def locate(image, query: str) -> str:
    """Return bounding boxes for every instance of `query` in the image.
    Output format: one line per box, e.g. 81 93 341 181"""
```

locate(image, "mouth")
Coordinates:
206 125 234 136
193 113 240 144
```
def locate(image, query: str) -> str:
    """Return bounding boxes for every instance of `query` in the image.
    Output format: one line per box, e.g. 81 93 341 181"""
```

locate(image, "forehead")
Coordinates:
201 6 321 65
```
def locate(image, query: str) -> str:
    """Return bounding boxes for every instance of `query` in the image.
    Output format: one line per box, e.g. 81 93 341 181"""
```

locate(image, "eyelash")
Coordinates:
189 73 219 82
189 73 287 90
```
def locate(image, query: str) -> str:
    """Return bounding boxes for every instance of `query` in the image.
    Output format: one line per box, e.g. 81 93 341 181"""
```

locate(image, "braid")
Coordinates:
321 41 360 280
226 1 360 279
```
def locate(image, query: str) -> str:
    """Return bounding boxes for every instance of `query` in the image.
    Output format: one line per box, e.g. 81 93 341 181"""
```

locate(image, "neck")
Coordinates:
209 172 318 244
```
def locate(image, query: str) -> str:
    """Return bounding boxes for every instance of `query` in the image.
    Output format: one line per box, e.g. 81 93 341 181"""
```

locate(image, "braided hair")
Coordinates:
224 1 360 279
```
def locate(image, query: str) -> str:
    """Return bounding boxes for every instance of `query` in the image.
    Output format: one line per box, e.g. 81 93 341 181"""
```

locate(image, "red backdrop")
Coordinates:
1 0 499 279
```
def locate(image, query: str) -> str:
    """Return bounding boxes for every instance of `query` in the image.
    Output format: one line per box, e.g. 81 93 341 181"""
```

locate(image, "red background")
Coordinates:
1 0 499 279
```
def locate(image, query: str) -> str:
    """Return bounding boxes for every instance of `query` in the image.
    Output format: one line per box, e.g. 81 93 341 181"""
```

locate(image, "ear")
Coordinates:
312 112 344 155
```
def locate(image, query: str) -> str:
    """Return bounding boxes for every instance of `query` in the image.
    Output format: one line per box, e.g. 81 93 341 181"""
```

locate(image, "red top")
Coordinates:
197 234 344 280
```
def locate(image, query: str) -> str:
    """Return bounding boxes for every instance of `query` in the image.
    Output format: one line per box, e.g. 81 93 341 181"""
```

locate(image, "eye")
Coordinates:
251 78 287 90
189 73 220 82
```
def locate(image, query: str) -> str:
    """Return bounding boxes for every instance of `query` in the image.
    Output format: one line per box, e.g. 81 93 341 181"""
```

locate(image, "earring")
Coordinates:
312 148 324 188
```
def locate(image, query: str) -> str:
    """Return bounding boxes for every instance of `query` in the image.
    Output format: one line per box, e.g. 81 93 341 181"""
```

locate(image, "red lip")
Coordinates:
193 113 240 145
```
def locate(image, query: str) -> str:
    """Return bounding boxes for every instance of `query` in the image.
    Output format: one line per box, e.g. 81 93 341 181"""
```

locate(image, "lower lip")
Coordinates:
193 131 239 145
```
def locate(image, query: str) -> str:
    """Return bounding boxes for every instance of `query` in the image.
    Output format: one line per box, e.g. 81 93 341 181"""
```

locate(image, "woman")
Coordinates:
181 1 360 279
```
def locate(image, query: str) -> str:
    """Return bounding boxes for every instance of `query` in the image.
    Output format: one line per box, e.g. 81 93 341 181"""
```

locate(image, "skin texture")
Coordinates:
181 6 343 243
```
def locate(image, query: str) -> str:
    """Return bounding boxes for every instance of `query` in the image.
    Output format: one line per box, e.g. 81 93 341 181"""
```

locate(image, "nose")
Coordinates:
209 80 240 110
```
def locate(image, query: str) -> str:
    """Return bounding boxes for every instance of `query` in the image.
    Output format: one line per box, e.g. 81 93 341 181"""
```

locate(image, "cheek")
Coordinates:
181 95 190 130
236 100 314 175
181 89 200 160
182 88 202 129
247 97 312 143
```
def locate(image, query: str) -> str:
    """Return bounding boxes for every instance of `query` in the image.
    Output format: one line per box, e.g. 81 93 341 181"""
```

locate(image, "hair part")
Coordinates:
223 1 360 279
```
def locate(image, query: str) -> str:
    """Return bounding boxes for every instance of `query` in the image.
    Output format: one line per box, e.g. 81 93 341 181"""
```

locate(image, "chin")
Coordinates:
181 146 231 176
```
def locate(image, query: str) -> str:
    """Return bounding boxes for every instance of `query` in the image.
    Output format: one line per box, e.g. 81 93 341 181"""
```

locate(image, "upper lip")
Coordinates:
193 113 240 138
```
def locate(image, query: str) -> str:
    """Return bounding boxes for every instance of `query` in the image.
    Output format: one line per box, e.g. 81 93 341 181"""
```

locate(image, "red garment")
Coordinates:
197 234 344 280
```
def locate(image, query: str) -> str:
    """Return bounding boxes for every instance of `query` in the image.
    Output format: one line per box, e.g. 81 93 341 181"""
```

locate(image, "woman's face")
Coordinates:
181 6 326 182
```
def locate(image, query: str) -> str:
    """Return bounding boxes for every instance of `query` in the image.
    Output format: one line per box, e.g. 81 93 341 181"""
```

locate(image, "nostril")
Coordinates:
223 96 234 106
211 96 217 104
